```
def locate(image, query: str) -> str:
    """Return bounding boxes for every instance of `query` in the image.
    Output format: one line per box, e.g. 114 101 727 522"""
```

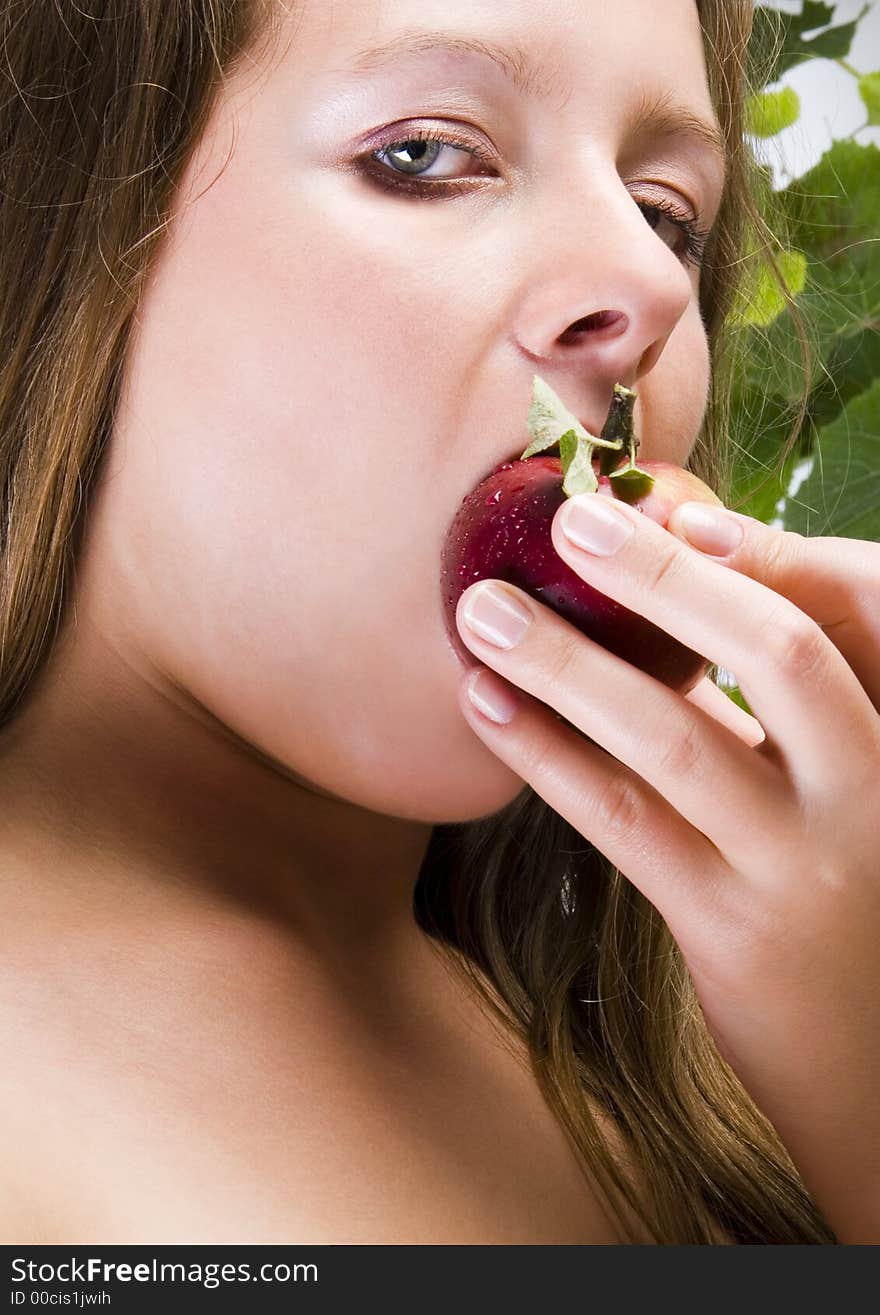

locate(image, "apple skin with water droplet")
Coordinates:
441 380 725 695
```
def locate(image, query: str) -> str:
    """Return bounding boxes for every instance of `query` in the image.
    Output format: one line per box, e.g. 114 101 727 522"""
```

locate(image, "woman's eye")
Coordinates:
362 130 496 191
638 200 710 268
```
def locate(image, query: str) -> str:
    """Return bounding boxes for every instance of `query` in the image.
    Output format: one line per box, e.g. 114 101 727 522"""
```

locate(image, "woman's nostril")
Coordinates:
558 310 627 344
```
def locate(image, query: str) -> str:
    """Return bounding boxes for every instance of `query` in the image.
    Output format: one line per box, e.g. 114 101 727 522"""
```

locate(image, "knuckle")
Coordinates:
763 606 828 682
590 770 642 839
542 629 583 691
518 722 564 785
763 528 806 579
652 717 705 781
642 542 689 594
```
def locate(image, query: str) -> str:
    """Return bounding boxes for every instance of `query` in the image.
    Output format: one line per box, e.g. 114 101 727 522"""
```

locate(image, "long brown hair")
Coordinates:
0 1 831 1242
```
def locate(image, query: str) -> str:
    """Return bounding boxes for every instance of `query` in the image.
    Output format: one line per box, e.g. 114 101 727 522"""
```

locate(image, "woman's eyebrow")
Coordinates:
625 87 727 189
343 31 728 186
346 30 559 101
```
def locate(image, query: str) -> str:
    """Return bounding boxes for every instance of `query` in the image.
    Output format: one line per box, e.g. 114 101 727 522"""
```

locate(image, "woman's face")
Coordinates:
90 0 726 825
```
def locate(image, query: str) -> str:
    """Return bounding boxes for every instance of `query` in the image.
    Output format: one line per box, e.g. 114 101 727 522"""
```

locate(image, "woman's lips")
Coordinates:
475 449 539 491
476 419 604 490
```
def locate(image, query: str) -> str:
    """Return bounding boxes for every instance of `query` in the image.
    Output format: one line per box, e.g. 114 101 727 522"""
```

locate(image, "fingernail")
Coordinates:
671 503 743 556
460 582 532 649
560 495 635 555
466 669 519 724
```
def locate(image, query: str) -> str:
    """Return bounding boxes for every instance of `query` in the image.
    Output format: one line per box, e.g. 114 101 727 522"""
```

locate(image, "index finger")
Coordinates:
668 508 880 713
551 495 879 793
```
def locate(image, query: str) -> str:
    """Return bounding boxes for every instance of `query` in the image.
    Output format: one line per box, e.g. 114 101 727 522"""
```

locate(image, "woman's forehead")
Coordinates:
275 0 710 80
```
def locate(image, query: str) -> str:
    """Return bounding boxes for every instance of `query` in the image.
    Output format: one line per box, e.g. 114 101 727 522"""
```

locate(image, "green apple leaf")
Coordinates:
559 430 600 498
521 375 627 461
521 375 643 497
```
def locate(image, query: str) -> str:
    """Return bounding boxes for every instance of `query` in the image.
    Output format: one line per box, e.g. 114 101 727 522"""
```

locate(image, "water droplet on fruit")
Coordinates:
484 490 502 505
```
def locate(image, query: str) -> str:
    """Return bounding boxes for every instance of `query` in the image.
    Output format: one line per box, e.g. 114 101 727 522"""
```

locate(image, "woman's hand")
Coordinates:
454 495 880 1244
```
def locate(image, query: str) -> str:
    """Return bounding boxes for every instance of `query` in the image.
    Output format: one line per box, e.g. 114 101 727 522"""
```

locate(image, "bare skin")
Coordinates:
0 864 634 1244
0 0 737 1243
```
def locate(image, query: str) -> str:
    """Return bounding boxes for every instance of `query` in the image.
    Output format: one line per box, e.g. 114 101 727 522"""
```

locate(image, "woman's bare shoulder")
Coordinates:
0 938 737 1246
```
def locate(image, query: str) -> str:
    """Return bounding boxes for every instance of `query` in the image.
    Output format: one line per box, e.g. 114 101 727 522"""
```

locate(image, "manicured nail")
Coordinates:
460 582 532 649
671 502 744 556
560 495 635 555
466 669 519 724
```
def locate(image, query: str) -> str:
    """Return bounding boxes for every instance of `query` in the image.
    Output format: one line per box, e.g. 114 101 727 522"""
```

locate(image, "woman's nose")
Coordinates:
511 174 695 397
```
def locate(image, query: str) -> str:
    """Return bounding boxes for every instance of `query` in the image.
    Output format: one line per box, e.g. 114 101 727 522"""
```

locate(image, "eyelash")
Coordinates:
360 127 711 269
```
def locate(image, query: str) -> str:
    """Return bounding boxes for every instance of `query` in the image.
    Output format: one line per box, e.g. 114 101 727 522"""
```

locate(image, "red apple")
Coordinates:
441 377 723 694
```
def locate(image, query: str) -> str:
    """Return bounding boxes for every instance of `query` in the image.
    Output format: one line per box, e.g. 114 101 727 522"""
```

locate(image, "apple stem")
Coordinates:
598 384 638 474
596 382 656 503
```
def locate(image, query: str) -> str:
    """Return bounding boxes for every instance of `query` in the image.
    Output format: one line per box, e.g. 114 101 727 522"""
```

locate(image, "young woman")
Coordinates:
0 0 876 1245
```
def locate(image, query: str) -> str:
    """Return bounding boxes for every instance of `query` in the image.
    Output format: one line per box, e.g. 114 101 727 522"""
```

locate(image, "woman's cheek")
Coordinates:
639 302 712 466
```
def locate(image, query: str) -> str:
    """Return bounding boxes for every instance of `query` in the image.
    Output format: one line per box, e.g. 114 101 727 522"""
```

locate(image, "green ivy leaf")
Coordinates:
746 87 801 138
781 378 880 540
794 9 867 62
808 325 880 430
748 2 866 85
778 140 880 335
858 71 880 126
728 407 806 524
781 140 880 253
729 248 808 328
